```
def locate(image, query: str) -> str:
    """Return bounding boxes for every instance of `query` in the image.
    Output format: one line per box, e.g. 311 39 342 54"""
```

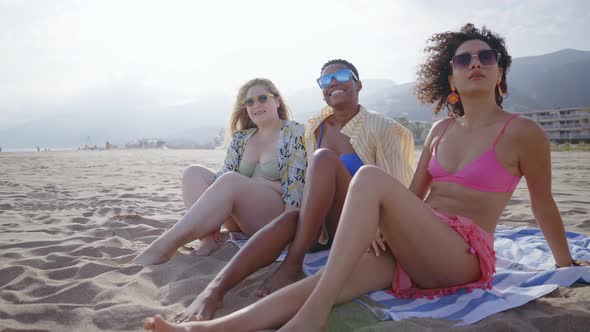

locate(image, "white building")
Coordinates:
521 107 590 143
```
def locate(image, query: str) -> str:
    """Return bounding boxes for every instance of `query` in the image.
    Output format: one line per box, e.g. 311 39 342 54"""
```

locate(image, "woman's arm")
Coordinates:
409 119 447 199
517 119 580 267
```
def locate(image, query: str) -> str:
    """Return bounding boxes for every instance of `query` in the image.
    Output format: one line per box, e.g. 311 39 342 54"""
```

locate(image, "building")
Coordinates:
521 107 590 143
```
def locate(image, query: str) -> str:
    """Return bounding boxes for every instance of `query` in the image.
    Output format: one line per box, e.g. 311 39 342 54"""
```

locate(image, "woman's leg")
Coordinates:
132 172 285 265
257 149 351 296
181 165 227 255
280 166 481 332
181 165 215 208
174 210 299 322
144 251 395 332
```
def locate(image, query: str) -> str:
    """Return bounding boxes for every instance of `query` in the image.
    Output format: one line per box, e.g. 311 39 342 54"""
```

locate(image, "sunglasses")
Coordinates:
243 93 275 107
316 68 358 89
450 49 500 70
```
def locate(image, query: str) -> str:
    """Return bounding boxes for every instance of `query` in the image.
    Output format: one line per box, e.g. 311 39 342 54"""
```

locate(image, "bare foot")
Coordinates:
191 233 222 256
144 315 212 332
256 262 302 297
143 315 188 331
173 289 223 322
132 244 177 266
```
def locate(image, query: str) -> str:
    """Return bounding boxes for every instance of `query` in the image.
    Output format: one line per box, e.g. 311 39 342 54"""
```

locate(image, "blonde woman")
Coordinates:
132 78 306 265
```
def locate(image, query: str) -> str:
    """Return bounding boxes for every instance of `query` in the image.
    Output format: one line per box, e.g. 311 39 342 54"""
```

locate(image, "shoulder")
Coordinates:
504 115 547 144
508 115 544 135
422 118 452 150
429 118 452 136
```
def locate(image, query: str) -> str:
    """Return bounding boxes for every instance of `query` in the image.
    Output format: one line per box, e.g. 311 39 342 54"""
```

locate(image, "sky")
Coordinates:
1 0 589 127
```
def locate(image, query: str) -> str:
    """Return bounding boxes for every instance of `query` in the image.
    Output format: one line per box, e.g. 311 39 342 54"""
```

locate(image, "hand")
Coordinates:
367 228 387 256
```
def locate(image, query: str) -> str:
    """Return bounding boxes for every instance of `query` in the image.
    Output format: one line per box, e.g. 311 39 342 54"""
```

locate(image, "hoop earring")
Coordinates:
497 81 503 96
448 85 460 105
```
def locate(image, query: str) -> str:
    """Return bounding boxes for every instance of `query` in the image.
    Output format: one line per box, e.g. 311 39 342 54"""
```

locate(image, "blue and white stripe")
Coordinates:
231 225 590 325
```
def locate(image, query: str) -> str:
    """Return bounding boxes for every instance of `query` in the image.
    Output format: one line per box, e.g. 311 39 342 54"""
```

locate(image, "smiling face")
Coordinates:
244 85 281 127
449 39 503 98
320 63 362 109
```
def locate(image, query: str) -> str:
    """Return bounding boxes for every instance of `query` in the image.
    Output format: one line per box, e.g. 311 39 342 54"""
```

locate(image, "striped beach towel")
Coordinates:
231 225 590 325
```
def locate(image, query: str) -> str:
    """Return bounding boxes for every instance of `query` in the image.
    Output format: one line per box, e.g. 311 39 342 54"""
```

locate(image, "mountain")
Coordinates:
292 49 590 122
1 49 589 149
0 100 231 149
506 49 590 110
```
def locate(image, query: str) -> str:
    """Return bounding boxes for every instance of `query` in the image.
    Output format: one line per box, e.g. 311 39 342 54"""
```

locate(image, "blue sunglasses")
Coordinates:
316 69 358 89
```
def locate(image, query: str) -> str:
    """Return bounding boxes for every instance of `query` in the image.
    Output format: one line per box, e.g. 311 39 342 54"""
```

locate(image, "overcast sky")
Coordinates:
1 0 589 122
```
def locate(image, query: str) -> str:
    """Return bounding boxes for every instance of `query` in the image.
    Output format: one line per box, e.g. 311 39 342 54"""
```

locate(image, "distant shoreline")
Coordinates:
2 145 590 153
0 147 223 153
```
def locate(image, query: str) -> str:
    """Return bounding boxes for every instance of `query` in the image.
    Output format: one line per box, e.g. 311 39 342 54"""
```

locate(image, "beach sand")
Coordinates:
1 149 589 331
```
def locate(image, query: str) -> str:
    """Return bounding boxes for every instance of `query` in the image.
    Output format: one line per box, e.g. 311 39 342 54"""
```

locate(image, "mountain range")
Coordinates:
1 49 589 150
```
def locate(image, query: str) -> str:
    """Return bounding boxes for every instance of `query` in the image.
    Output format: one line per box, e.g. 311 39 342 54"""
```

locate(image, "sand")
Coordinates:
1 149 589 331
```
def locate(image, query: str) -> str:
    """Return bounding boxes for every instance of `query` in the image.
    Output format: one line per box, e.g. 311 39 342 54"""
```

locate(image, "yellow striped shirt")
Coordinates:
305 105 415 187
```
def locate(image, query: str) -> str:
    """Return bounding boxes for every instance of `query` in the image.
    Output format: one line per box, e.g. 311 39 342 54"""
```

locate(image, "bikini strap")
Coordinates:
433 118 454 150
493 113 520 147
317 122 326 148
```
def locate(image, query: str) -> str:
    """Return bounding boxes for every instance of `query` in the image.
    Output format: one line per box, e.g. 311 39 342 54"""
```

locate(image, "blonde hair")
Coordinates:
224 78 291 145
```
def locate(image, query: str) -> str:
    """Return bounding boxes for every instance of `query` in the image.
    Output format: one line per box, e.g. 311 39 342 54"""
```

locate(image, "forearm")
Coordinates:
533 198 573 267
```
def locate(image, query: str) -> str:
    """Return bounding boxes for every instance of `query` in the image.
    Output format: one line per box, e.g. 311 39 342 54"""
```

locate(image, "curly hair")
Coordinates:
415 23 512 117
225 78 291 145
320 59 360 80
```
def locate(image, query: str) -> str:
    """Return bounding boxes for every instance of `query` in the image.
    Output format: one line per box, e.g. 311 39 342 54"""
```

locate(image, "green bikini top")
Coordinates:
238 159 280 181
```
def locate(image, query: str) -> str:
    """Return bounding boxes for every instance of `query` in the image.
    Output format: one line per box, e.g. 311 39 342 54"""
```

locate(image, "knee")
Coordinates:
351 165 404 194
215 171 244 186
215 172 256 194
353 165 384 182
182 164 212 184
209 171 246 199
309 148 340 170
350 166 387 191
311 148 339 164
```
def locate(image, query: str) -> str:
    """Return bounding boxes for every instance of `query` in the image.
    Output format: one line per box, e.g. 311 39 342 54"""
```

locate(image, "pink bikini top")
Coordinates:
428 113 522 193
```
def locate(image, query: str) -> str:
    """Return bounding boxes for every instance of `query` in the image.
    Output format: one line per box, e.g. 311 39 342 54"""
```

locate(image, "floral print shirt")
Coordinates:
214 120 307 207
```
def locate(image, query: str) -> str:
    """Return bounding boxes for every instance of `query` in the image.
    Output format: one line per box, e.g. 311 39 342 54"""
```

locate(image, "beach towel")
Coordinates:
230 225 590 325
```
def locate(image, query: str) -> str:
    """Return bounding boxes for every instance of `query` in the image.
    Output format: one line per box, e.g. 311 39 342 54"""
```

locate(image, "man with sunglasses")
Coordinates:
173 59 414 322
253 59 415 297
